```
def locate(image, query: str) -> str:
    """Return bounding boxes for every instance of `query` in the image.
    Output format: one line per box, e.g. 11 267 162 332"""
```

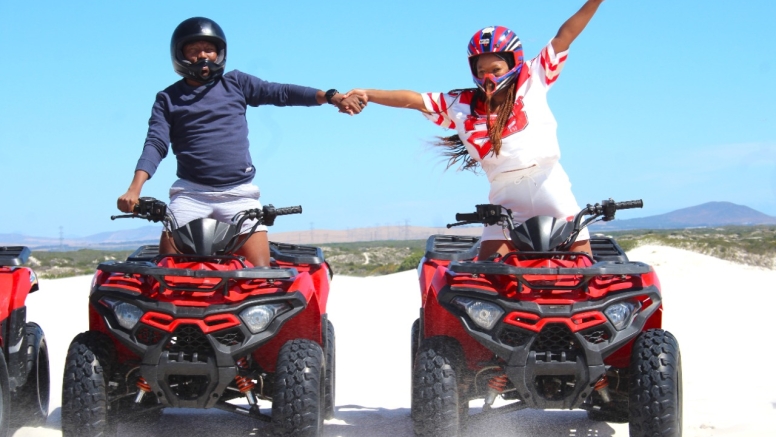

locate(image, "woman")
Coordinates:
345 0 605 259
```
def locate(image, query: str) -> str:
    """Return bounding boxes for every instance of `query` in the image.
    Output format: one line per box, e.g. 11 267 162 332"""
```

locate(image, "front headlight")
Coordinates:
452 297 504 331
113 302 144 330
604 302 637 331
240 303 291 334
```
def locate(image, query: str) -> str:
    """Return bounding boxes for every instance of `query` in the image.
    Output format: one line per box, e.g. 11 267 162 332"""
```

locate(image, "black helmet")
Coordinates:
170 17 227 83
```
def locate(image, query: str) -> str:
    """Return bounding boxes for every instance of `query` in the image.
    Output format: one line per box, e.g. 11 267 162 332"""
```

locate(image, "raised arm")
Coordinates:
552 0 605 53
343 89 430 113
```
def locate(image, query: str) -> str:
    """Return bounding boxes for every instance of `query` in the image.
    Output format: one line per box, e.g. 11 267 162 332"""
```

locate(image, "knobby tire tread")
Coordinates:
323 319 336 420
61 331 115 437
411 338 462 437
10 323 50 428
271 339 325 437
628 329 682 437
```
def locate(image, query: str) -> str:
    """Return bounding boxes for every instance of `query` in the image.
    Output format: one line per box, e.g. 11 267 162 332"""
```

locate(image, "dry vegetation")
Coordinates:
21 225 776 279
606 225 776 269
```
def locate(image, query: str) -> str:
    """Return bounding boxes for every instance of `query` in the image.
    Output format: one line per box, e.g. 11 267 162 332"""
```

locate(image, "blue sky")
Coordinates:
1 0 775 238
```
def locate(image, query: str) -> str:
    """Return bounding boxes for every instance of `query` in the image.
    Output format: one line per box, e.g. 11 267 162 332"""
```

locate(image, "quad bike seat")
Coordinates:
425 235 481 261
0 246 32 266
589 236 629 263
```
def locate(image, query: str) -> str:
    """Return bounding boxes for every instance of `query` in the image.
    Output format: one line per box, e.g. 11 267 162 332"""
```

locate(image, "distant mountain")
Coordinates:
591 201 776 231
0 225 163 251
3 202 775 249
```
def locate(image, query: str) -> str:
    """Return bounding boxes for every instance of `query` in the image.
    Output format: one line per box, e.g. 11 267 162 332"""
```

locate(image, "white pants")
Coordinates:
168 179 267 234
481 163 590 242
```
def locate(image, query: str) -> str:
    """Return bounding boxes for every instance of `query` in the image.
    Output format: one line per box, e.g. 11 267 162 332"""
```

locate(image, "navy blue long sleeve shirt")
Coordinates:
136 70 321 187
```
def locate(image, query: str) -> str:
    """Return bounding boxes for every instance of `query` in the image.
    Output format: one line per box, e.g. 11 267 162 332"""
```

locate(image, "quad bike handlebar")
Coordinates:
449 198 643 252
111 197 302 228
111 197 303 258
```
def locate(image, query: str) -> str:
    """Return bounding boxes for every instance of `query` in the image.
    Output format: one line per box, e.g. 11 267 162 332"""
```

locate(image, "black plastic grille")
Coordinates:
581 327 611 345
498 326 532 347
531 323 579 352
165 325 212 356
168 375 210 400
135 326 164 346
213 328 245 347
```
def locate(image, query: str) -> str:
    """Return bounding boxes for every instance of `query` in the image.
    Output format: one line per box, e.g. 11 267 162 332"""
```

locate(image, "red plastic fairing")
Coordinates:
0 267 36 324
140 312 241 334
423 267 493 370
0 269 12 324
503 310 607 333
89 306 141 363
252 292 322 373
603 304 663 368
272 260 330 313
419 261 449 306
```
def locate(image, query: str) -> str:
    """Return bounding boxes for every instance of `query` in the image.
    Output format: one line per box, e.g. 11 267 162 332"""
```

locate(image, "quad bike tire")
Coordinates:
410 318 420 372
411 337 466 437
11 323 50 428
410 318 420 410
271 339 325 437
628 329 682 437
323 319 336 420
0 351 11 437
61 331 116 437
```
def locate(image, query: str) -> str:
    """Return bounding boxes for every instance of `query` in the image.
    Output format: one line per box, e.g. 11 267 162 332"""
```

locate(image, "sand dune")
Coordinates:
13 245 776 436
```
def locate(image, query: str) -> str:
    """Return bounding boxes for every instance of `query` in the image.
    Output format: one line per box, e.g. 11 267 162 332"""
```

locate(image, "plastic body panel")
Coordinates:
87 241 331 409
418 235 664 409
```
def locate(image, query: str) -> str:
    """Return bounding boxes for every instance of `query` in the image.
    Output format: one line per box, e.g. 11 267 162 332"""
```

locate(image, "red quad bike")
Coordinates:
412 199 682 437
0 246 51 436
61 197 335 437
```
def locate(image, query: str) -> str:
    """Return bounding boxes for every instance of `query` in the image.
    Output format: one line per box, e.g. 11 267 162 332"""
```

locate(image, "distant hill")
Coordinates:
2 201 775 250
591 201 776 231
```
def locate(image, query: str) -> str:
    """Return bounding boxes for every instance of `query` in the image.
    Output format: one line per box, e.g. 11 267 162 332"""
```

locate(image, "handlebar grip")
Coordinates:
615 199 643 210
455 212 479 222
274 206 302 216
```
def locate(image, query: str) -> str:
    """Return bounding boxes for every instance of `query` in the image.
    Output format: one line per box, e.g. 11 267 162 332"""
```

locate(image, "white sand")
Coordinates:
13 245 776 436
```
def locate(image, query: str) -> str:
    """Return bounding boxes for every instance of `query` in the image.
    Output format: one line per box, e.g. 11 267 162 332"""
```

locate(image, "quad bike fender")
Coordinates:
423 268 493 370
251 293 323 373
288 271 322 312
603 304 663 368
0 267 38 327
418 260 446 304
307 264 331 313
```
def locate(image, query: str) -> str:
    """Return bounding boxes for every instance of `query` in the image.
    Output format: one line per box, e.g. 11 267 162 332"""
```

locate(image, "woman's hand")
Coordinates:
333 92 367 115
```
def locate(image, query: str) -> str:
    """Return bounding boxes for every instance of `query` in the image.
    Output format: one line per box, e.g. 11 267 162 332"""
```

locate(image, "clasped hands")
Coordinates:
331 89 369 116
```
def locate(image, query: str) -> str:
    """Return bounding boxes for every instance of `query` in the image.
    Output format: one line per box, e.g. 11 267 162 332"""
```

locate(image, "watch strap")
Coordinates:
325 89 338 105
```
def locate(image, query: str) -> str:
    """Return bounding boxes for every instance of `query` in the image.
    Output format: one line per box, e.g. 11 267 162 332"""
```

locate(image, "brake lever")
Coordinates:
446 221 471 229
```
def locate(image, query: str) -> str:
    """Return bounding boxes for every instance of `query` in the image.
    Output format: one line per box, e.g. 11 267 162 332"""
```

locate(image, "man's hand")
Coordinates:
117 190 140 213
331 92 367 115
117 170 149 213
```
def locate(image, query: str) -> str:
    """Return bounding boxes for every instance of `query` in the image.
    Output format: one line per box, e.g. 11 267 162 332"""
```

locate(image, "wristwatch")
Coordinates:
325 89 339 105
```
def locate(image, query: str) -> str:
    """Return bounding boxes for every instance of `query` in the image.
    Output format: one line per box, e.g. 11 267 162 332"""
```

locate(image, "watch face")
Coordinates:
326 89 338 103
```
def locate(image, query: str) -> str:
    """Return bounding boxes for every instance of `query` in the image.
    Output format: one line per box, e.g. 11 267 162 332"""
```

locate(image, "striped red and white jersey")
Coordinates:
422 42 569 181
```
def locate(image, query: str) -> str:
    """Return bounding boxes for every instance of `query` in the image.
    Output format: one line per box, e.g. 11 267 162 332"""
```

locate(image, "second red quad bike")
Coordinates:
61 197 335 437
0 246 51 436
412 199 681 437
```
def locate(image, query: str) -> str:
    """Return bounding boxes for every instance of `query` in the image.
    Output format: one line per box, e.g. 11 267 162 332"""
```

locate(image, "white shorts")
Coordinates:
481 163 590 242
167 179 267 234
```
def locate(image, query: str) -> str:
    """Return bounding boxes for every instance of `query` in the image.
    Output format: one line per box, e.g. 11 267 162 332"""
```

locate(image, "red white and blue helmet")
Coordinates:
467 26 524 94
